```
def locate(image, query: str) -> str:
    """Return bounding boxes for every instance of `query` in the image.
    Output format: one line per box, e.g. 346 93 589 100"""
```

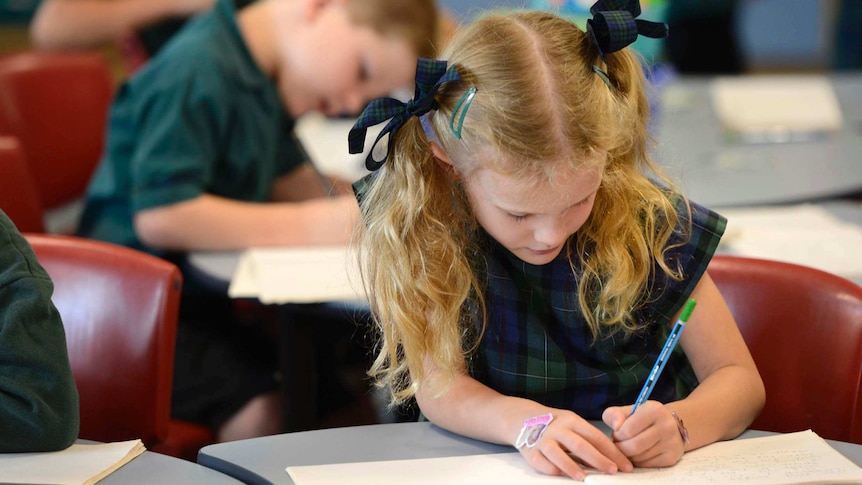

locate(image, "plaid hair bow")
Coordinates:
348 58 461 171
586 0 669 58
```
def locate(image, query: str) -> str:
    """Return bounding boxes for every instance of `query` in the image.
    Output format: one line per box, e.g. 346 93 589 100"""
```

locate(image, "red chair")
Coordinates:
26 234 217 460
709 255 862 444
0 136 44 232
0 51 113 211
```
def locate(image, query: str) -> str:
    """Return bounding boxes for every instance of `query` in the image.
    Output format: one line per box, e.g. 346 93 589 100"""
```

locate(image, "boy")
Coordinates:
77 0 440 442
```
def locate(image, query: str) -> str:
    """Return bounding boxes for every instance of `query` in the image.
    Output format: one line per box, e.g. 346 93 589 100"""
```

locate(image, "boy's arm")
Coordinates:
30 0 215 50
268 163 352 202
133 193 359 251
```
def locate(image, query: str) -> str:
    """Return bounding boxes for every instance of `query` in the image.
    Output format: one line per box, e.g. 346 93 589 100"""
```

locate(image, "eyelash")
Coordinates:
574 197 592 207
508 197 591 222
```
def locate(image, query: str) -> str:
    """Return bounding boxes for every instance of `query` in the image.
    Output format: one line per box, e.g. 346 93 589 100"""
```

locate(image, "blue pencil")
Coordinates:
630 299 697 415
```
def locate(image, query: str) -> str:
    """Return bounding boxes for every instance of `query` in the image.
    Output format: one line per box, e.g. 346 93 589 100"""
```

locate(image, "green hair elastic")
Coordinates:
449 86 477 139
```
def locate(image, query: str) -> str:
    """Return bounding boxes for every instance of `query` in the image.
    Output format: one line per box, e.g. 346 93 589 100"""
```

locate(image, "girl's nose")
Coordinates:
533 217 569 248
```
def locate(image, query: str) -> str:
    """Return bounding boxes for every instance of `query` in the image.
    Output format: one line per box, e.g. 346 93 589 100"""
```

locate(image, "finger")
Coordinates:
614 424 661 458
626 442 664 466
631 448 682 468
555 426 633 473
538 443 588 481
613 401 662 441
520 447 566 478
601 406 630 433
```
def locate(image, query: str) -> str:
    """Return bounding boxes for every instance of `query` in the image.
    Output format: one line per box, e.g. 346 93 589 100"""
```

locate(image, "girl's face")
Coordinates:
462 162 603 266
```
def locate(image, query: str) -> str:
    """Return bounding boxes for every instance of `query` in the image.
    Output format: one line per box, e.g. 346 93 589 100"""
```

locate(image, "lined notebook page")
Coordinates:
285 431 862 485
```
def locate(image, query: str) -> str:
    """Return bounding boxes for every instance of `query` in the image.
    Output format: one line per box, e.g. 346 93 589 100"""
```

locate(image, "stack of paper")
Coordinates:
711 75 843 143
228 246 364 304
0 439 145 485
717 204 862 281
285 430 862 484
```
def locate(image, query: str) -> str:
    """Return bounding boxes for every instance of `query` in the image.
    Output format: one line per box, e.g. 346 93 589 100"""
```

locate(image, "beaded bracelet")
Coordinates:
671 411 690 445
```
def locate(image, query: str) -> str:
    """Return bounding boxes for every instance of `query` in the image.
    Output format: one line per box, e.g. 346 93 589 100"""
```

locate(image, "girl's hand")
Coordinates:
602 401 686 467
517 410 633 481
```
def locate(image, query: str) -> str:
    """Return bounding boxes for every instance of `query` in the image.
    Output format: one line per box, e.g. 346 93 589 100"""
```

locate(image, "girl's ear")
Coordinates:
429 141 458 181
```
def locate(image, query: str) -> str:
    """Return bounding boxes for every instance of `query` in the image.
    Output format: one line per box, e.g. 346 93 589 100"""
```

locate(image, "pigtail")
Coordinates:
356 95 484 406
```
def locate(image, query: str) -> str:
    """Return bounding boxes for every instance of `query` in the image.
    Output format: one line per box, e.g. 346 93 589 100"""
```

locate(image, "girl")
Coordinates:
348 1 764 480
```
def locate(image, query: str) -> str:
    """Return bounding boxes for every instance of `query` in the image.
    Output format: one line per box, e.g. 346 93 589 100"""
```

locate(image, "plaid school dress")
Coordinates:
469 198 726 419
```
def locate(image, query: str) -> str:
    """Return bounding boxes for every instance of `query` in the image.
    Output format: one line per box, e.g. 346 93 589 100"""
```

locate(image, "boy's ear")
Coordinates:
302 0 347 21
429 141 458 181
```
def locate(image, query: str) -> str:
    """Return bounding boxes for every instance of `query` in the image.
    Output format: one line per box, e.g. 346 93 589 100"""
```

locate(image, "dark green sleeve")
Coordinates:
0 211 80 451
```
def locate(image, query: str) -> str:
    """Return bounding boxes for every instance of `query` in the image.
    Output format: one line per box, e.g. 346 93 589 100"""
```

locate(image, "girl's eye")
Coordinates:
508 213 528 222
573 194 595 208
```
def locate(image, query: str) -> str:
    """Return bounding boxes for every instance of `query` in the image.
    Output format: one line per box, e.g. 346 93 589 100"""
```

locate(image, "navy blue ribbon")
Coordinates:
586 0 669 58
348 58 461 171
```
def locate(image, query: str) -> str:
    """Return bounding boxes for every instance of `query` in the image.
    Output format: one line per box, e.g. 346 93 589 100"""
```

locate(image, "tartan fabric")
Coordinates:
469 197 726 419
348 58 461 171
587 0 669 56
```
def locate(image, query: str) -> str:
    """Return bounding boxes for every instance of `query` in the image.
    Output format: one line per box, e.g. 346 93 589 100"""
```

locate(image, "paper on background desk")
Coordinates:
285 430 862 485
295 112 376 182
717 204 862 280
228 246 364 304
711 75 843 143
0 439 145 485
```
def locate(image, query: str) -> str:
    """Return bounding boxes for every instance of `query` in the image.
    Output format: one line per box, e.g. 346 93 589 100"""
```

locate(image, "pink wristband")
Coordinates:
671 411 690 445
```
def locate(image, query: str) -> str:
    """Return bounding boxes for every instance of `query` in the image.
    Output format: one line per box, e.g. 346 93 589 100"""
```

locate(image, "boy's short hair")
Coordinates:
346 0 440 59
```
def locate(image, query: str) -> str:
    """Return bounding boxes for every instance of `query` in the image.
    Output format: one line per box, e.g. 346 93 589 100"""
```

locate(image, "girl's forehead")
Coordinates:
471 163 603 213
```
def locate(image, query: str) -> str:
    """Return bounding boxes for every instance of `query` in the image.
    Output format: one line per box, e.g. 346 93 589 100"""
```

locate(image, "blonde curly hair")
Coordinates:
354 10 689 407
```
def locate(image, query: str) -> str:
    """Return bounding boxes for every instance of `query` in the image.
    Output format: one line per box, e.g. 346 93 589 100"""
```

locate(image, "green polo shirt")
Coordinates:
78 0 308 255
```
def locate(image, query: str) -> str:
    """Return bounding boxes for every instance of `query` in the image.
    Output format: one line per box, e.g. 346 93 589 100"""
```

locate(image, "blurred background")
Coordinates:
1 1 854 76
434 0 847 73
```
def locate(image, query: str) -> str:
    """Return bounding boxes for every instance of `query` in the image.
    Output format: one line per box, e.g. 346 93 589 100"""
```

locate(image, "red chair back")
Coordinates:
0 136 44 232
0 51 113 210
26 234 179 446
709 255 862 444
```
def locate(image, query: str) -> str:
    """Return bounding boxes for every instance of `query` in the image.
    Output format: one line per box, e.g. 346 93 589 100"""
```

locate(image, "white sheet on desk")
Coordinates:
228 246 364 304
711 75 843 134
717 204 862 278
295 113 375 182
285 430 862 485
0 439 144 485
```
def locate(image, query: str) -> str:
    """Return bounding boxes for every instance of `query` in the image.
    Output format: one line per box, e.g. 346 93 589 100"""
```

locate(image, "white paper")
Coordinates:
711 75 842 141
285 431 862 485
0 439 145 485
295 113 373 182
287 452 569 484
228 246 364 304
584 430 862 485
717 204 862 279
